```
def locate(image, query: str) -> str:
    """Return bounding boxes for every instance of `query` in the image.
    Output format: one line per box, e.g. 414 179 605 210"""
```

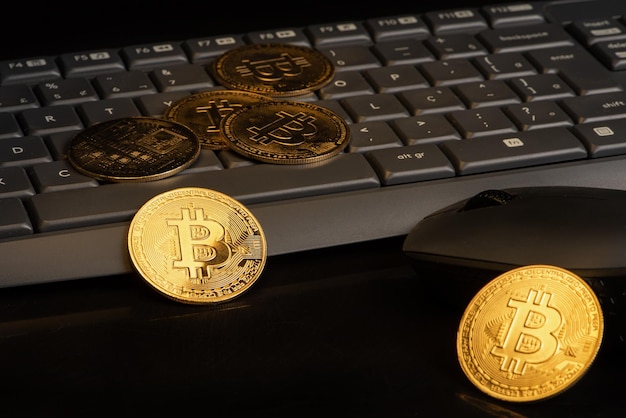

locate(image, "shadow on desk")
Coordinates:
0 237 623 417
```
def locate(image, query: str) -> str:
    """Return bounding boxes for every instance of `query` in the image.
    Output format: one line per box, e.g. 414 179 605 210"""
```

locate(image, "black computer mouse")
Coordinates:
403 186 626 319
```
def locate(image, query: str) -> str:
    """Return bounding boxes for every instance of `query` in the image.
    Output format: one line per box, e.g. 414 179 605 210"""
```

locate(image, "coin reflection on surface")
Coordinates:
456 265 603 402
128 187 267 304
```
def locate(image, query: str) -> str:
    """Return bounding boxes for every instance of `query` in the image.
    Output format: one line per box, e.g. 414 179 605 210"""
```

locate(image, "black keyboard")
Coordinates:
3 0 626 287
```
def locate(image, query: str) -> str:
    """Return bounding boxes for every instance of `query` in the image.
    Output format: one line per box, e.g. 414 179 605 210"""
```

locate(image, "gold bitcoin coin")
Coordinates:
457 265 603 402
163 89 274 150
213 43 335 97
128 187 267 304
67 117 200 182
221 101 349 164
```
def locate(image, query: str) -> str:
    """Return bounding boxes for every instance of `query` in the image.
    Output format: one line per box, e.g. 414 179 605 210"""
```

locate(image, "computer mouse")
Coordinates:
402 186 626 319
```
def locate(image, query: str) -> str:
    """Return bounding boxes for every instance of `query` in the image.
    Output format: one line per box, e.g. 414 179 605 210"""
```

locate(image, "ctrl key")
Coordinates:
0 197 33 238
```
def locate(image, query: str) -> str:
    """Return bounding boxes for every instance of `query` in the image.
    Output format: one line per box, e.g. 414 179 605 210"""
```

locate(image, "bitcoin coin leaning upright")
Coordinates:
163 89 275 150
128 187 267 304
456 265 604 402
213 43 335 97
67 117 200 182
221 101 350 164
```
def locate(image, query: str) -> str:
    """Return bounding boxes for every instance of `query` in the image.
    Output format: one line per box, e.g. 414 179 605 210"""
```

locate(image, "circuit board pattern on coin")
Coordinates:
457 265 604 402
128 187 267 304
163 89 274 150
221 101 349 164
67 117 200 182
213 43 335 97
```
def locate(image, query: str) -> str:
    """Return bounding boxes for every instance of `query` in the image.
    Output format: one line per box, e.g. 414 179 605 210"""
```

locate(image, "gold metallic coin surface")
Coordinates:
128 187 267 304
163 89 274 150
67 117 200 182
213 43 335 97
221 101 350 164
457 265 603 402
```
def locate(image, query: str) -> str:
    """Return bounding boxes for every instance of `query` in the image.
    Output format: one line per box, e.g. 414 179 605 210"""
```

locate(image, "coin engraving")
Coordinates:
67 117 200 182
128 187 267 304
213 43 335 97
163 89 274 150
221 101 349 164
456 265 603 402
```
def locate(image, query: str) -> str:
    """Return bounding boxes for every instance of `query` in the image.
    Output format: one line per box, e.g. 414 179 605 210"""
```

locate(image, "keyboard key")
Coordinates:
423 8 488 35
452 80 521 108
363 64 429 93
397 86 466 115
346 121 403 152
57 49 127 78
440 127 587 175
17 106 84 136
0 84 40 112
419 58 484 86
371 38 435 65
29 153 380 232
120 42 188 70
481 2 545 28
305 21 373 47
365 143 456 185
559 91 626 123
527 45 622 95
340 93 410 122
92 71 158 98
472 53 537 79
0 136 53 167
504 101 573 130
364 15 430 41
319 45 381 71
318 71 375 99
507 74 576 101
76 98 142 125
28 160 99 193
447 107 517 138
245 28 311 47
0 56 61 85
424 34 488 59
390 114 462 144
0 197 33 238
477 23 575 52
148 64 214 92
0 112 23 139
183 35 246 63
572 119 626 157
33 78 100 106
0 166 35 199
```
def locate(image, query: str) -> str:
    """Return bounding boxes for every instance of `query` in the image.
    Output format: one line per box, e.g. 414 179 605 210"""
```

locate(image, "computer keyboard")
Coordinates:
3 0 626 287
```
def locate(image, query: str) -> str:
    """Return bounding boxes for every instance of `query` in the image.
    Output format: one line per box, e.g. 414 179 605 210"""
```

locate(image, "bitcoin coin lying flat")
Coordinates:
128 187 267 304
163 89 274 150
213 43 335 97
457 265 603 402
221 101 350 164
67 117 200 182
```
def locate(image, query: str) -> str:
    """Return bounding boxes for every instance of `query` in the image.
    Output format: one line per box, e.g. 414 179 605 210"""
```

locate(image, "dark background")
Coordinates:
2 0 624 416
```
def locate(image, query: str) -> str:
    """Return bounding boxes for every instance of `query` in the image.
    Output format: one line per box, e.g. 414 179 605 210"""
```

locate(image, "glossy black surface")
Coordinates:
1 237 624 416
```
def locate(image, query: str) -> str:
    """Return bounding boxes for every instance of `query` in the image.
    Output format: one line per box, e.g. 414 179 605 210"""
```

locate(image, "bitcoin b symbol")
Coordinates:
248 110 317 145
491 289 562 375
167 207 232 280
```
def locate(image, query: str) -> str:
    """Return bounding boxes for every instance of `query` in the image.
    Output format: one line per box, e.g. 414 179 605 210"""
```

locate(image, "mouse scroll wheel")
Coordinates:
462 189 515 210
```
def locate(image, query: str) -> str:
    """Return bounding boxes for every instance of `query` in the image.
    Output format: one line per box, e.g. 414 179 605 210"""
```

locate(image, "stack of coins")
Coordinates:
63 43 345 304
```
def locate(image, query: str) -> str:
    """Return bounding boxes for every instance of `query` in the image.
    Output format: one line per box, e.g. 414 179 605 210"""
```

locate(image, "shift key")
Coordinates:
28 153 380 232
